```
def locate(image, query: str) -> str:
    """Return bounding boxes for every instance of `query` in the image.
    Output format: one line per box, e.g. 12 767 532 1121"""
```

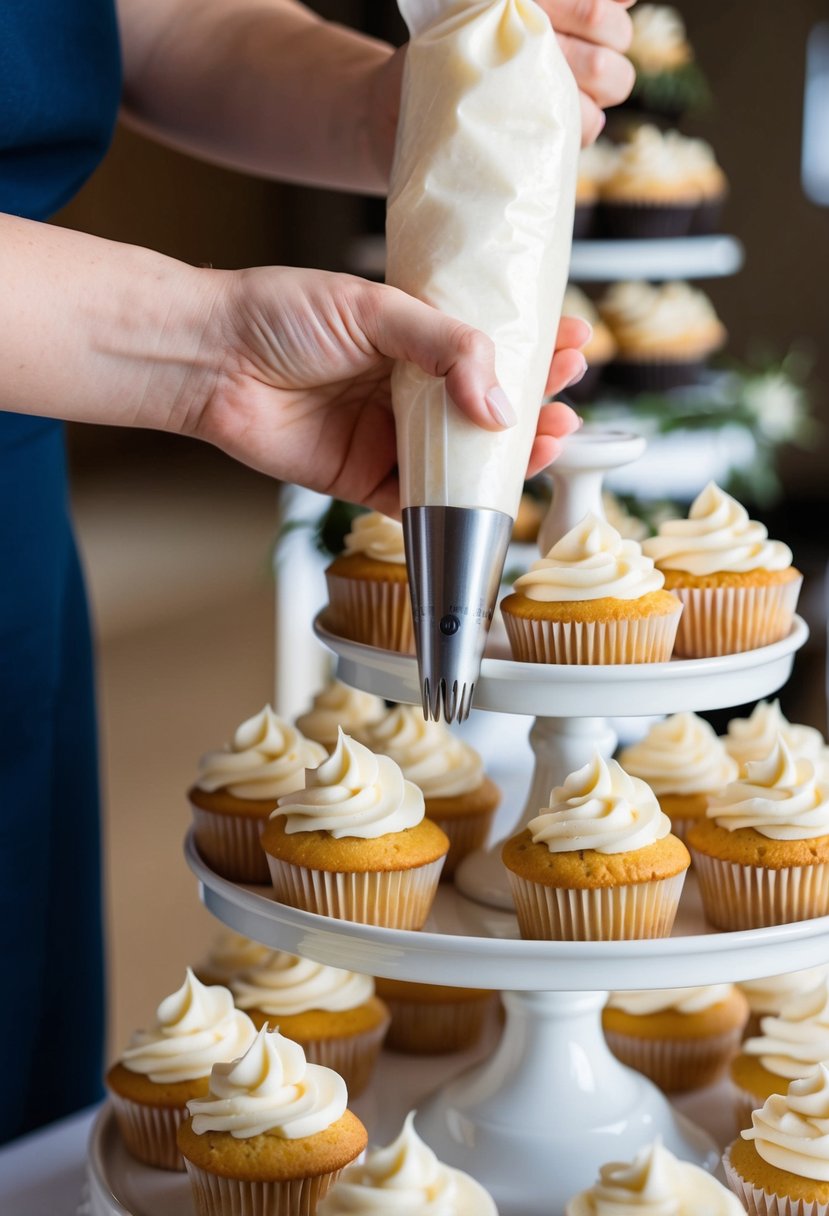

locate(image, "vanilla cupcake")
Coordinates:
689 738 829 930
318 1111 498 1215
725 701 828 777
261 729 449 928
575 139 618 238
193 929 271 987
375 977 497 1055
295 679 386 755
739 966 829 1038
600 126 700 238
603 985 749 1093
562 286 618 401
667 134 728 233
502 752 690 941
643 483 801 657
568 1138 744 1215
619 712 738 842
189 706 326 882
357 704 500 878
230 951 389 1097
178 1026 367 1216
627 6 710 120
106 970 257 1170
500 513 682 665
325 512 413 653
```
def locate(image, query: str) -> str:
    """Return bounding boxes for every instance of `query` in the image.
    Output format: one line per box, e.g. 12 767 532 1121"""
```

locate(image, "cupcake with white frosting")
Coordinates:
260 729 449 928
725 700 828 777
603 984 749 1093
189 705 326 882
501 752 690 940
668 134 728 233
739 966 829 1039
318 1111 498 1214
643 483 801 657
689 737 829 930
105 969 257 1170
600 126 701 238
325 512 413 653
193 928 271 987
626 6 710 120
500 512 683 665
561 286 617 400
177 1025 367 1216
575 139 618 238
295 679 386 754
229 951 389 1096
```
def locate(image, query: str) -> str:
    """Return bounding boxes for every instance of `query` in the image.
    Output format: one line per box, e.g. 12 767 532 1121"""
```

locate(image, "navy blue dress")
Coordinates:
1 0 122 1141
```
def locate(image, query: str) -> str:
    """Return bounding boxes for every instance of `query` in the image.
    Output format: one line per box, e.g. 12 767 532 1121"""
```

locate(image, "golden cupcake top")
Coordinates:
743 976 829 1082
629 5 693 75
231 950 374 1017
598 281 725 357
343 512 406 565
707 737 829 841
295 679 386 750
620 712 738 797
195 705 326 800
742 1064 829 1182
357 704 484 800
602 126 698 203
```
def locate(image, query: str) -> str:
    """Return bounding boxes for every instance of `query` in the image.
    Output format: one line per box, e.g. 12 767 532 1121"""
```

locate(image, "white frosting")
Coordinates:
195 930 271 984
388 0 580 518
579 139 620 188
358 705 484 799
604 126 696 197
707 737 829 841
629 5 691 74
598 281 723 349
739 967 829 1016
276 729 425 840
619 713 737 797
563 285 600 326
744 978 829 1081
607 986 733 1017
512 513 665 603
120 969 257 1085
742 1064 829 1182
528 752 671 856
296 680 386 749
231 951 374 1016
317 1111 498 1215
643 483 793 576
725 701 826 770
343 513 406 565
196 706 326 800
602 494 649 544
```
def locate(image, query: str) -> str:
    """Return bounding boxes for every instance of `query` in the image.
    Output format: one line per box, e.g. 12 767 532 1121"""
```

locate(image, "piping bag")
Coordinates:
387 0 580 721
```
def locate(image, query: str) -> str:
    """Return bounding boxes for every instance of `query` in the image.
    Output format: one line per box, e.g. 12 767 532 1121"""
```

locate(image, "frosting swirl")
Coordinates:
195 930 271 984
358 705 484 799
276 729 425 839
528 753 671 855
196 706 326 800
620 713 737 797
725 700 826 770
343 512 406 564
739 967 829 1016
607 985 733 1016
707 738 829 841
744 978 829 1080
295 680 386 750
231 951 374 1016
629 5 692 74
187 1025 347 1140
604 126 696 199
512 513 665 603
642 483 793 576
121 969 257 1084
742 1064 829 1182
598 281 724 354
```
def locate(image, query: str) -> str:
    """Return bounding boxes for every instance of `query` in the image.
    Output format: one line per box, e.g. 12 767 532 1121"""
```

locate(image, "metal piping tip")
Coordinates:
403 506 513 723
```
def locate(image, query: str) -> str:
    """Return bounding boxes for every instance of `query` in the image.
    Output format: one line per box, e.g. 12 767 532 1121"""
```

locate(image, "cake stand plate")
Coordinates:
85 1108 190 1216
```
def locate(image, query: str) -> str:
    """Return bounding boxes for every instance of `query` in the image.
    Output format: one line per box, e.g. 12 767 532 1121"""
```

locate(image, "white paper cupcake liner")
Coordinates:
691 851 829 930
266 854 444 928
325 572 414 653
300 1020 389 1097
604 1025 743 1093
109 1093 187 1171
191 805 271 884
507 870 686 940
183 1159 343 1216
502 603 682 665
670 577 802 658
722 1144 829 1216
383 992 494 1055
427 810 495 880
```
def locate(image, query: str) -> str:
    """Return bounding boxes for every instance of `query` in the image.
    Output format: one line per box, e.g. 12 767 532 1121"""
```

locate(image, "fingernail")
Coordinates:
566 357 589 388
581 321 594 343
598 111 607 133
564 410 584 434
485 387 517 428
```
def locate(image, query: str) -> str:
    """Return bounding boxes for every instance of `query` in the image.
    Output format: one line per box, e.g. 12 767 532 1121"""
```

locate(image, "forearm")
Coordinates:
118 0 394 194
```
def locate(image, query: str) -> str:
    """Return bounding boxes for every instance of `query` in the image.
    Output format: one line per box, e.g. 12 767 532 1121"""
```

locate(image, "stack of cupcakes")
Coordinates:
324 511 413 652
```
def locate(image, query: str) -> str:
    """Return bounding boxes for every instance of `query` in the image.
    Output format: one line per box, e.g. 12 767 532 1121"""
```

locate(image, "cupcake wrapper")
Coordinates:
670 578 802 658
691 850 829 930
300 1020 389 1098
604 357 704 394
109 1093 187 1171
183 1159 343 1216
573 202 596 239
690 197 726 236
507 871 686 940
722 1145 829 1216
600 201 697 239
325 572 414 654
503 604 682 665
383 993 495 1055
427 809 496 880
665 816 696 847
266 855 444 928
733 1087 766 1135
604 1026 743 1093
191 805 271 884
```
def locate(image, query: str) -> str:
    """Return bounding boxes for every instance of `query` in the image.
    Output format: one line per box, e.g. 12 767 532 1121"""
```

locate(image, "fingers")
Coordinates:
555 314 592 352
527 435 563 479
546 347 588 397
540 0 633 53
526 401 583 477
557 33 636 112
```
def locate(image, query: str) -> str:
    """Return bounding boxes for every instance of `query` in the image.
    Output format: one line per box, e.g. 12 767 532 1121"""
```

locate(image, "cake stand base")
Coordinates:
416 989 718 1216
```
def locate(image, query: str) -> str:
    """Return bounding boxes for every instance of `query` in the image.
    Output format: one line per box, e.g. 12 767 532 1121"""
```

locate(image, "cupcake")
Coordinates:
317 1111 498 1215
502 752 690 941
567 1137 743 1215
106 969 257 1170
374 977 496 1055
561 286 618 402
725 700 828 777
723 1065 829 1215
178 1026 367 1216
574 139 618 238
357 704 500 878
626 6 711 120
643 483 802 657
602 984 749 1093
600 126 700 238
500 513 682 665
602 492 650 543
260 729 449 928
230 950 389 1096
324 511 413 652
295 679 386 754
619 712 738 842
193 929 271 987
739 966 829 1039
189 705 326 883
669 134 728 234
689 738 829 930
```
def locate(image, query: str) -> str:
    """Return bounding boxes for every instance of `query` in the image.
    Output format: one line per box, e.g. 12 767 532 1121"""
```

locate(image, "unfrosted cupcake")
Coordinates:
261 729 449 928
190 705 326 882
689 738 829 930
324 512 413 653
178 1026 367 1216
643 483 802 657
295 679 386 755
106 969 257 1170
318 1111 498 1215
561 286 618 401
193 929 271 987
568 1138 743 1215
357 704 500 878
500 513 682 665
739 966 829 1039
725 700 828 778
374 977 496 1055
603 984 749 1093
619 712 738 842
600 126 700 238
230 951 389 1096
502 752 690 941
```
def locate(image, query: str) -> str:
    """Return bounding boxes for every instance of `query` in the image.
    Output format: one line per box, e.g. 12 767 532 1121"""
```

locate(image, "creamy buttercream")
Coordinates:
343 513 406 565
603 126 696 199
629 5 692 74
602 493 650 544
744 978 829 1081
357 705 484 799
598 281 724 353
579 139 620 188
231 951 374 1017
196 706 326 800
620 712 737 797
725 701 826 770
608 985 733 1016
707 737 829 841
296 680 386 750
742 1064 829 1182
195 930 271 985
739 967 829 1017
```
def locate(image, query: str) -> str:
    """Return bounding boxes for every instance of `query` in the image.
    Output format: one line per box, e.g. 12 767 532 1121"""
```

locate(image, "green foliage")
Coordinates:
631 60 712 117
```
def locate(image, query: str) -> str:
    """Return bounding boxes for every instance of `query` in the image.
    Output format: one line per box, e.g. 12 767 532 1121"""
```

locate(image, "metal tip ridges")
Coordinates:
423 678 476 723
